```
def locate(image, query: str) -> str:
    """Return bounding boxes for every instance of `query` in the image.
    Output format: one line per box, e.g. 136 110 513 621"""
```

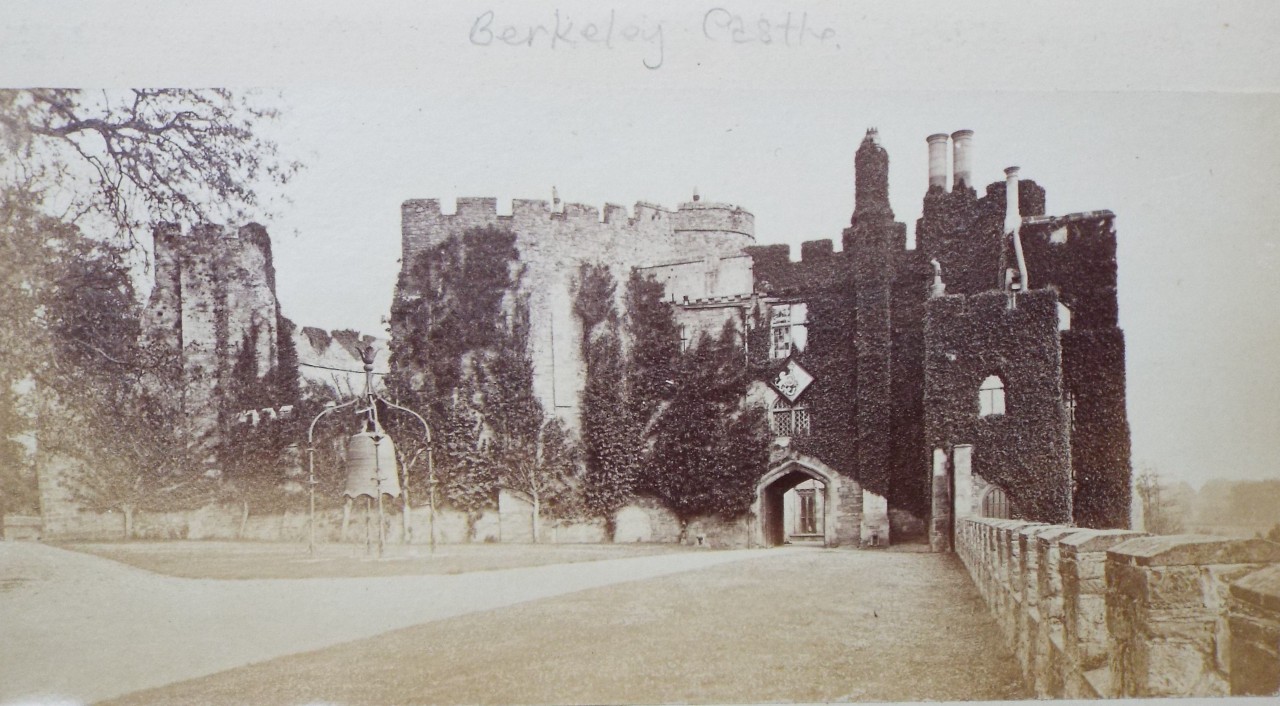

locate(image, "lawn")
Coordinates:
103 549 1029 705
60 540 698 579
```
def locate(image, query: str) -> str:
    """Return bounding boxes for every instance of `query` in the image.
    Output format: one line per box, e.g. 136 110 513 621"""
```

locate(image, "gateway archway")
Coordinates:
755 459 839 547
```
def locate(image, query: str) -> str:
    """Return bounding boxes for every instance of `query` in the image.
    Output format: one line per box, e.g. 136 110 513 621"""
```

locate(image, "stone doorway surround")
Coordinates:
754 453 855 548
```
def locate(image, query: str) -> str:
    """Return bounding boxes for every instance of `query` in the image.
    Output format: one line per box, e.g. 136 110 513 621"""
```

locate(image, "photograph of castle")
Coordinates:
3 2 1280 704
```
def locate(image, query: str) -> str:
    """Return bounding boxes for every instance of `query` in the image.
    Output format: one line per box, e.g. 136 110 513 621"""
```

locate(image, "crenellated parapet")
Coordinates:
401 197 754 263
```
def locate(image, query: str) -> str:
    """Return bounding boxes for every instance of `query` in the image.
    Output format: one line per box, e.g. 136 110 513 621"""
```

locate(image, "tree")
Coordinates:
0 385 36 518
482 297 579 542
1 90 299 530
215 323 303 537
433 384 498 540
54 374 212 539
575 264 639 537
19 218 214 538
1135 468 1184 535
0 89 298 246
624 270 682 422
386 225 523 537
640 323 770 541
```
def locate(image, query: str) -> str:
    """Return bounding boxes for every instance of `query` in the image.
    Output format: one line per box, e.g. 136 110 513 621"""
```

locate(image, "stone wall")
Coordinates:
397 197 754 431
956 516 1280 697
143 223 281 448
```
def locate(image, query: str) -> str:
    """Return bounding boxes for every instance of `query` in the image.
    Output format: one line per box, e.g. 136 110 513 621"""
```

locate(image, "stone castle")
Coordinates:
36 127 1131 550
394 128 1132 549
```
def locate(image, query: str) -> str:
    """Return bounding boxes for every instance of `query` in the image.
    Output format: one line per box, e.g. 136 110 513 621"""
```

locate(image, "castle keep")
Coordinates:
395 127 1131 549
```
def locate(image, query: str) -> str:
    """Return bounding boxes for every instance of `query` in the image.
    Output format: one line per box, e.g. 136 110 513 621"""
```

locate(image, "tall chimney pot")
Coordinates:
951 129 974 189
927 134 949 190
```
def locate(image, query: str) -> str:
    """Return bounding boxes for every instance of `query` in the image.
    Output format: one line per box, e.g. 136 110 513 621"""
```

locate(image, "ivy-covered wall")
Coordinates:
923 289 1073 523
917 175 1131 530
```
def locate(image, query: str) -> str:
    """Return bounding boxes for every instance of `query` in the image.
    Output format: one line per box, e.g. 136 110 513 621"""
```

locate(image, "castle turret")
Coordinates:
853 127 893 225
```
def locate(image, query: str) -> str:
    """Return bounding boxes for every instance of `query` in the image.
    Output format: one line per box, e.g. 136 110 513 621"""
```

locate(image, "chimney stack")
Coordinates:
951 129 974 189
1005 166 1029 291
1004 166 1021 232
927 134 949 190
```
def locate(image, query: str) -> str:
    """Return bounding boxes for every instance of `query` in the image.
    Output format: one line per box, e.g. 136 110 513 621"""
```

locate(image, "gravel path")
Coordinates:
0 541 774 705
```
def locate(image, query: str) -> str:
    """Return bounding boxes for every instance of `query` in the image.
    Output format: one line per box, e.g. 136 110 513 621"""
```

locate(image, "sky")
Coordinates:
4 0 1279 489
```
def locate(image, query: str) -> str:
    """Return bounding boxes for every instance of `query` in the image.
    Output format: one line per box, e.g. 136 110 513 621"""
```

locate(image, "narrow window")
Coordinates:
1065 390 1077 429
979 375 1006 417
769 302 809 359
770 304 793 360
797 489 817 534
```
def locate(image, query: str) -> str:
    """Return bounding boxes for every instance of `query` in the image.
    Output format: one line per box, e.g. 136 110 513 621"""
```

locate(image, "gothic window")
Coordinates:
979 375 1006 417
770 397 811 437
981 487 1013 519
769 302 809 360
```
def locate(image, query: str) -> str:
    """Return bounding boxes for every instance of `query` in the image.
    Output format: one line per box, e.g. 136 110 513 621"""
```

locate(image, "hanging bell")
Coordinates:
343 428 401 499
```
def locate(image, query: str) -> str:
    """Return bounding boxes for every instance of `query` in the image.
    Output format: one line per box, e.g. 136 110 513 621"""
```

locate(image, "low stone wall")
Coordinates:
956 517 1280 697
46 499 750 547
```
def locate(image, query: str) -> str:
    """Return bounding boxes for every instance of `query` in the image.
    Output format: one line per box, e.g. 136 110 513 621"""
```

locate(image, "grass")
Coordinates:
104 549 1030 705
59 540 698 579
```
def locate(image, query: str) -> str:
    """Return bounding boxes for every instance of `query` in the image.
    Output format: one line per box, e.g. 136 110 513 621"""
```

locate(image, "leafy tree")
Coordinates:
215 323 302 536
575 264 638 537
0 385 36 518
624 270 682 423
434 384 498 540
482 298 578 542
0 90 299 530
0 88 298 246
639 322 770 541
1134 468 1185 535
54 372 211 539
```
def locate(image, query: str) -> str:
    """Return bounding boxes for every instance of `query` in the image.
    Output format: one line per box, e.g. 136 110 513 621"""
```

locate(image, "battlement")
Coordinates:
926 287 1061 330
402 197 753 234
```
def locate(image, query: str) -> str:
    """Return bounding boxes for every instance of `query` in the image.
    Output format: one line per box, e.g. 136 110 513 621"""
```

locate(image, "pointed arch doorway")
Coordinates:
754 458 840 547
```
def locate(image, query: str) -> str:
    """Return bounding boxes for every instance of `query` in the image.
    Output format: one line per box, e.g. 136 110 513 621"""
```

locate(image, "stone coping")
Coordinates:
1108 534 1280 567
1229 564 1280 612
1059 528 1146 554
1036 526 1088 547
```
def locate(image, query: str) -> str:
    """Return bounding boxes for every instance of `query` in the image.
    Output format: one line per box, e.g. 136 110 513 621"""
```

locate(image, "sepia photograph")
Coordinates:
2 2 1279 704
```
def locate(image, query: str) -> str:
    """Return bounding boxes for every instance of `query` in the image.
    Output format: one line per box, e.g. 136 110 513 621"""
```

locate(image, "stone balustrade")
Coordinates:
956 517 1280 698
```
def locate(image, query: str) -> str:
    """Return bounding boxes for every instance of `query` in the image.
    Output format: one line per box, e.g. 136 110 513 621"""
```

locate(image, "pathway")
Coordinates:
0 541 772 704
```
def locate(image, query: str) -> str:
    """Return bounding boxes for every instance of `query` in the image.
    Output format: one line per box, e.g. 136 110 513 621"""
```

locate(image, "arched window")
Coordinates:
979 375 1006 417
770 397 811 437
981 487 1012 519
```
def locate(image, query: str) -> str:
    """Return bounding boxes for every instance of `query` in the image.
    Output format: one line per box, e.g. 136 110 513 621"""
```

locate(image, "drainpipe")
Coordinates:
1005 166 1028 292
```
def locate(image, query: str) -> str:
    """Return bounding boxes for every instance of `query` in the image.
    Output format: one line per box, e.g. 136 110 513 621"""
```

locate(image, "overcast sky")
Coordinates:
5 0 1279 488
